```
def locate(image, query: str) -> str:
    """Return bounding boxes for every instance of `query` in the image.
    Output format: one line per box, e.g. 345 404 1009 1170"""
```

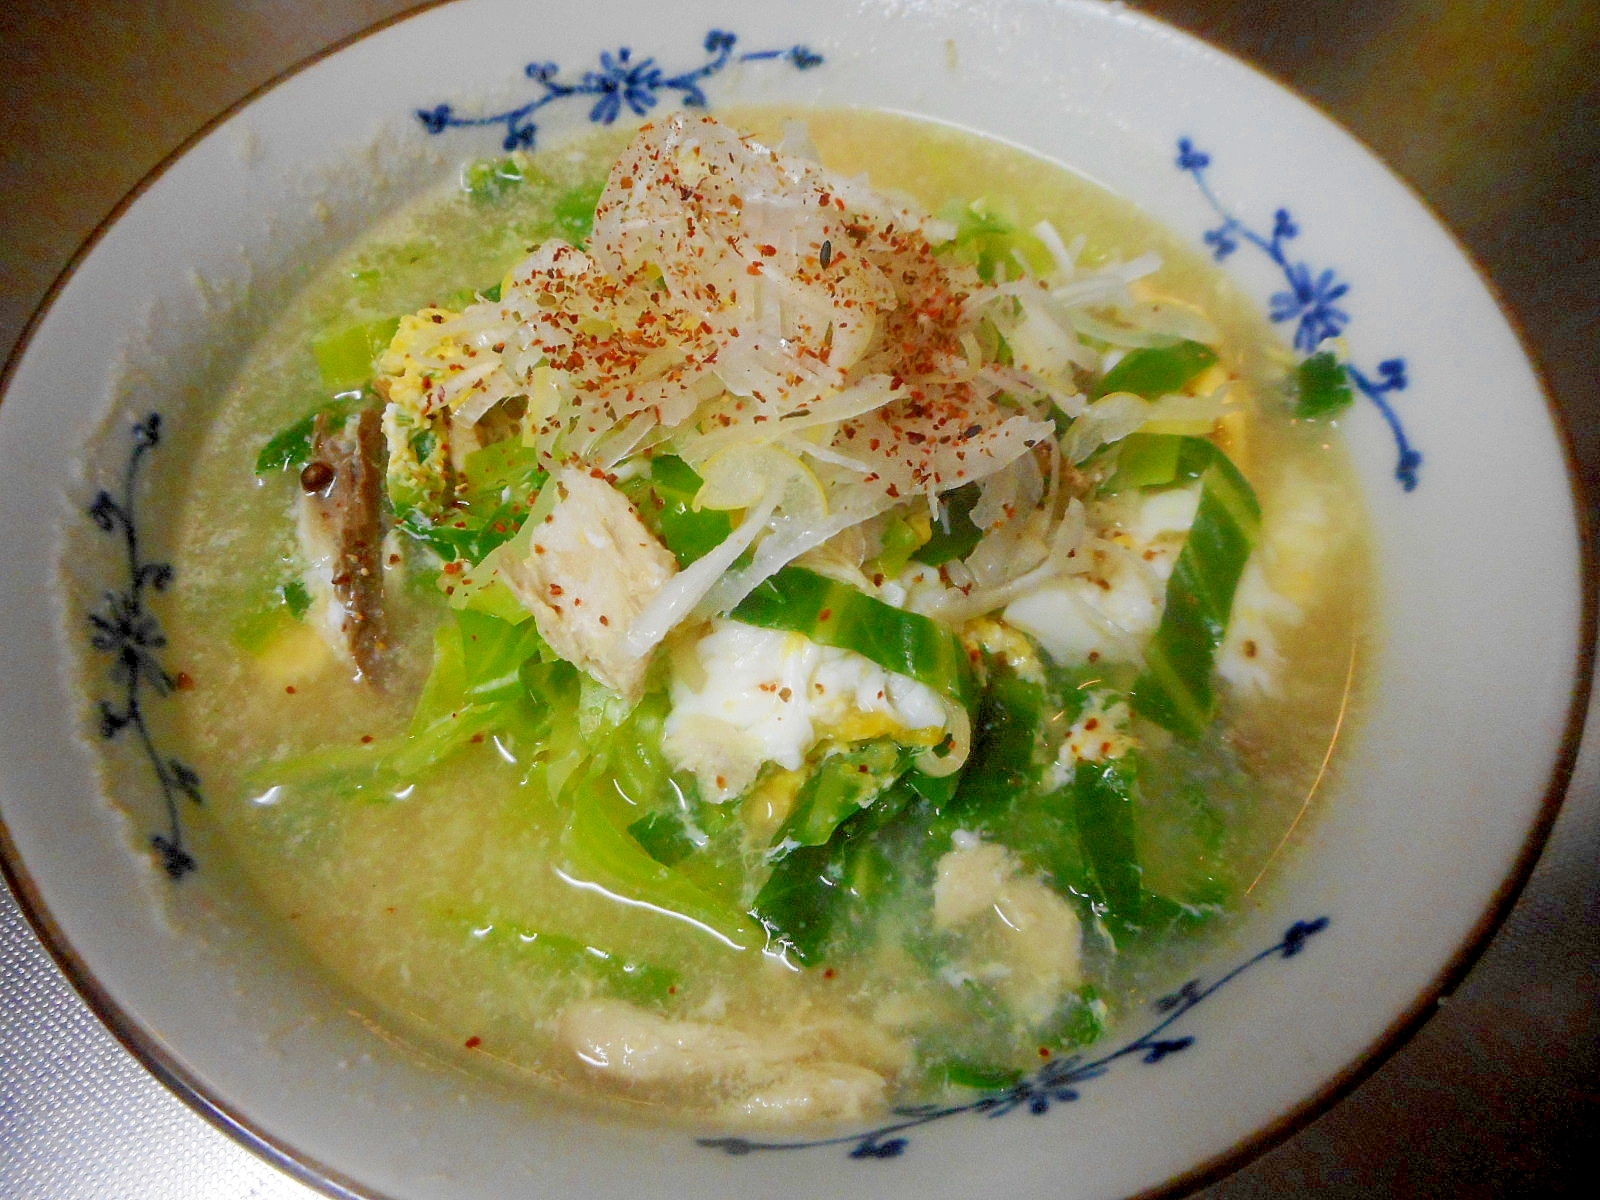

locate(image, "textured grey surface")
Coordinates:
0 894 304 1200
3 2 1597 1197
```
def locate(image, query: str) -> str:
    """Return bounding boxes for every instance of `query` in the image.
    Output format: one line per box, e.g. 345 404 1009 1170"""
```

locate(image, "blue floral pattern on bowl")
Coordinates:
417 29 822 152
86 413 203 879
1177 139 1421 491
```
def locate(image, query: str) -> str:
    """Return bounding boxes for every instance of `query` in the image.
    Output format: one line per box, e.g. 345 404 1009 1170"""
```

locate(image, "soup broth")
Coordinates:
156 110 1369 1127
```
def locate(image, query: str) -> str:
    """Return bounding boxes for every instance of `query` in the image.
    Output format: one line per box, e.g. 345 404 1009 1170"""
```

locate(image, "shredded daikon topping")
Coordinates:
374 114 1236 653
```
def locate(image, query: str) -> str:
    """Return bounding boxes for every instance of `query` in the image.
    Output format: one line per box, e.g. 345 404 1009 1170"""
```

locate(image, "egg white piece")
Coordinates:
662 619 948 801
1003 483 1200 666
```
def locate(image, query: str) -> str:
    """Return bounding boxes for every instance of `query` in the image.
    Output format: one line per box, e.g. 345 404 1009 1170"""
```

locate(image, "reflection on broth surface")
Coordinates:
156 109 1369 1127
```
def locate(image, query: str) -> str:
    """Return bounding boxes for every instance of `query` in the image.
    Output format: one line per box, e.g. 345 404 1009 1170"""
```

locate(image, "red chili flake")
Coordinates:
284 685 297 695
823 967 837 980
470 733 485 744
465 1036 482 1050
443 561 463 575
818 608 833 622
360 735 374 744
1084 718 1100 731
599 615 610 627
1039 1047 1052 1060
174 671 195 691
1243 640 1259 658
548 583 564 596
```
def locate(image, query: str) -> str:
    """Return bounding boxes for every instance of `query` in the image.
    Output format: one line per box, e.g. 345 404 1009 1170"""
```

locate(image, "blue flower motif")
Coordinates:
1176 137 1210 172
1203 224 1239 260
1375 358 1408 389
585 48 665 125
1271 262 1350 352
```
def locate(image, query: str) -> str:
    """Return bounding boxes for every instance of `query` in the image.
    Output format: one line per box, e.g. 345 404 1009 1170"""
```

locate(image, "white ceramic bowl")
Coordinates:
0 2 1589 1197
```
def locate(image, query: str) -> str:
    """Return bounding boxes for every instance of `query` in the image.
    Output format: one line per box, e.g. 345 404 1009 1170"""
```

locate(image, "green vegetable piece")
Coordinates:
1071 759 1145 920
622 456 734 568
874 514 927 579
751 780 916 965
456 609 548 704
1104 432 1216 493
939 1061 1025 1091
914 483 983 566
937 198 1047 283
1130 447 1259 739
254 412 319 474
311 316 401 393
1040 985 1107 1050
279 580 311 620
944 663 1045 823
628 811 697 868
553 178 607 245
731 567 975 708
463 156 526 203
440 907 677 1006
521 657 583 712
773 740 906 856
1294 351 1354 419
255 391 368 475
1093 339 1217 401
561 792 764 952
402 440 547 566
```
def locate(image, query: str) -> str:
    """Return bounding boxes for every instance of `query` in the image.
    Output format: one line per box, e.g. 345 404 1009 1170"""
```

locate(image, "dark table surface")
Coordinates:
3 2 1596 1196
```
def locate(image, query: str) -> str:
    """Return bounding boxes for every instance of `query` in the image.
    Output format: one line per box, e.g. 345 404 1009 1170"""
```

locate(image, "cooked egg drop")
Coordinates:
662 620 948 801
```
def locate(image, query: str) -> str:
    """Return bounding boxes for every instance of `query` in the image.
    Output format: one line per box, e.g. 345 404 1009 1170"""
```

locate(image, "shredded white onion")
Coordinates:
624 492 781 658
